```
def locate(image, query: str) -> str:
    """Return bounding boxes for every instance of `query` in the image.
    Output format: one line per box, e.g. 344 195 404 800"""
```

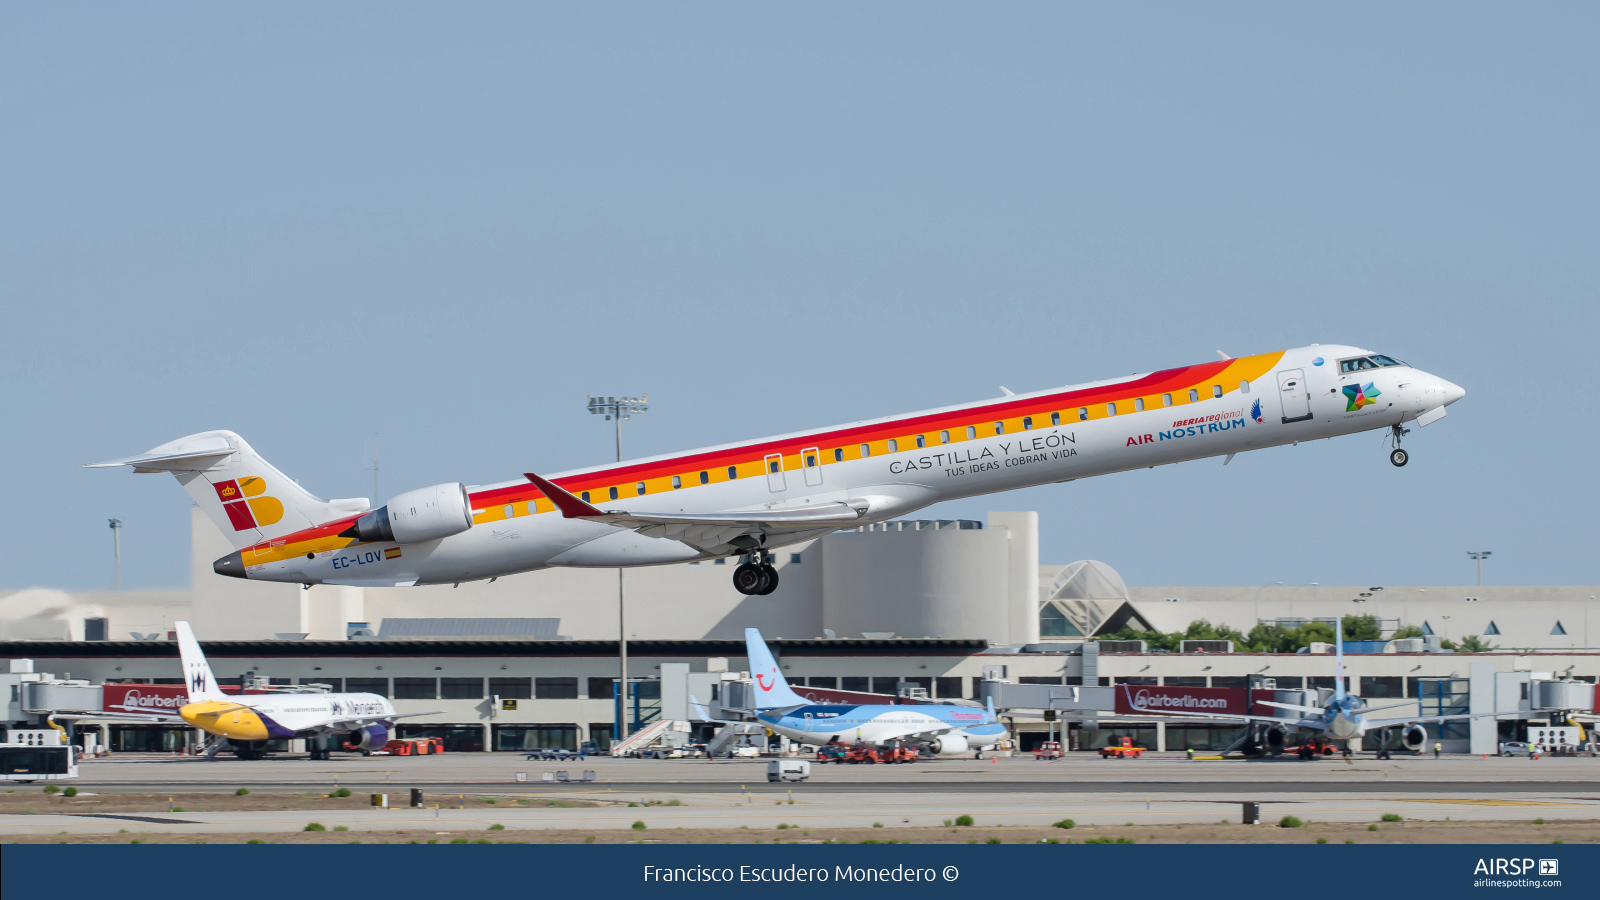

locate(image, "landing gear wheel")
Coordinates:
1389 448 1408 467
732 563 767 595
755 564 779 595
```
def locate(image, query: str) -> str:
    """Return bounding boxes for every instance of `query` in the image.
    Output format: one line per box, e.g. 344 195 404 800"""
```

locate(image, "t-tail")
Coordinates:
743 628 809 710
175 621 226 703
1333 617 1346 703
85 430 370 553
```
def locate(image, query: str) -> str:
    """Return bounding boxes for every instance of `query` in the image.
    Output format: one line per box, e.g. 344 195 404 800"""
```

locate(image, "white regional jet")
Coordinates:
88 345 1463 594
696 628 1008 755
173 621 415 759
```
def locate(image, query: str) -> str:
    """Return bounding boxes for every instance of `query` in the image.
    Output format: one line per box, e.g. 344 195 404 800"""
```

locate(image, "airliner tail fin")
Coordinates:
175 621 226 703
743 628 808 710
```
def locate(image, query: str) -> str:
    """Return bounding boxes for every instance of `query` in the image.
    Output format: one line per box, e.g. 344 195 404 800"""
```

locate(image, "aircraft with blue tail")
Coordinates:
693 628 1008 757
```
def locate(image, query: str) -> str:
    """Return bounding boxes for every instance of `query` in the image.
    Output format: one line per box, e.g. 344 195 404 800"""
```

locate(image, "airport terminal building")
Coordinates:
3 511 1595 755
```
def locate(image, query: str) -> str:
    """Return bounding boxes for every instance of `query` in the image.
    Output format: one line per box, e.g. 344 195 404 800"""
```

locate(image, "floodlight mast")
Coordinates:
108 518 123 591
1466 551 1491 587
587 394 649 745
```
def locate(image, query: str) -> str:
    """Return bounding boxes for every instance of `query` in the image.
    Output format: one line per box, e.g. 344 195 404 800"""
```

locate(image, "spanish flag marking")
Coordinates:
384 548 402 560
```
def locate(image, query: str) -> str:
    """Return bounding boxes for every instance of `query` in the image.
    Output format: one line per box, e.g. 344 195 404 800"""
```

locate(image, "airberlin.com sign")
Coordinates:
1115 684 1263 716
102 684 188 718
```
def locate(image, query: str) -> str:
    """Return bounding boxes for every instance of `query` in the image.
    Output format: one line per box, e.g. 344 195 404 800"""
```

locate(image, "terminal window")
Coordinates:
871 677 899 694
806 677 837 689
345 677 389 697
841 677 869 693
587 677 615 700
489 677 532 700
394 677 437 700
441 677 484 700
935 677 964 699
535 677 579 700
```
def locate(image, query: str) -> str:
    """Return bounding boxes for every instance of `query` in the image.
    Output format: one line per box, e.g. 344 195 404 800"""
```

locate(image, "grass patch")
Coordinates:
1084 836 1136 844
1052 818 1075 830
954 815 974 827
985 837 1002 844
236 788 250 796
546 800 573 808
1534 818 1546 825
62 787 77 798
1278 816 1304 829
873 822 883 828
247 839 264 844
332 826 348 832
1381 813 1403 823
488 824 504 831
1316 838 1328 844
304 823 326 832
632 821 647 830
331 788 351 798
584 836 595 844
44 785 60 794
1368 824 1380 832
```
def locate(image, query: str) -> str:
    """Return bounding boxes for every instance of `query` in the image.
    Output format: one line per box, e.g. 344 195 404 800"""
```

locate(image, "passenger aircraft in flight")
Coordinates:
694 628 1008 755
173 621 408 759
88 344 1463 594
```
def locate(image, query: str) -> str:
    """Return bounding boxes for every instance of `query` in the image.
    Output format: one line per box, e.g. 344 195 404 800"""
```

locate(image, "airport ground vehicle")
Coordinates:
0 733 77 783
374 737 443 756
1033 741 1063 760
816 745 849 763
1099 736 1144 759
768 760 810 782
1293 737 1338 759
1499 741 1535 757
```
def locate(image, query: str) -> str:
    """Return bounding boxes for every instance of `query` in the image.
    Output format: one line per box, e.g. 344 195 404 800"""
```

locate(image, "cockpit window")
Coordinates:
1339 355 1406 373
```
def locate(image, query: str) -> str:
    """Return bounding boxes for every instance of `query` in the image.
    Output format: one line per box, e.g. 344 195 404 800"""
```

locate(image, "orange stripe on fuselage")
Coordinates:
245 351 1284 555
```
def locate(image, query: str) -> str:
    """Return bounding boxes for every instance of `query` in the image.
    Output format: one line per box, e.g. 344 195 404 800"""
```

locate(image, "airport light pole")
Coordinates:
587 394 648 746
108 518 123 591
1467 551 1491 587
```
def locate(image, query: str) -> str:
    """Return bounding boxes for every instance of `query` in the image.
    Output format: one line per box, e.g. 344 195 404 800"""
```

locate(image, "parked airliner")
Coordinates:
1149 620 1506 756
695 628 1007 755
173 621 414 759
88 345 1463 594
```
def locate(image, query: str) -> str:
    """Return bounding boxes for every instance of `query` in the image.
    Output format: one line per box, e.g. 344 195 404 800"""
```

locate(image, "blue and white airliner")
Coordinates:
697 628 1009 756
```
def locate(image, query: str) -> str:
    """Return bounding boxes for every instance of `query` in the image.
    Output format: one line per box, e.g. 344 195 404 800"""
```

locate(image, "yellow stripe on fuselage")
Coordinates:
179 700 270 741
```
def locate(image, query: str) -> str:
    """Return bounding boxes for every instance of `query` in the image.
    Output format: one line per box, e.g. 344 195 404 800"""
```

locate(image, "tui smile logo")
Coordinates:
1343 382 1381 411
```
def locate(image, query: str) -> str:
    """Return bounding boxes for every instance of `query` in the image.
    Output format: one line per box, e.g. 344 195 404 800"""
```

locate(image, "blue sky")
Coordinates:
3 4 1595 591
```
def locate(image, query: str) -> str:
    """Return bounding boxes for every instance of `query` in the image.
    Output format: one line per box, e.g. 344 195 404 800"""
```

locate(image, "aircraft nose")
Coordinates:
1440 379 1466 406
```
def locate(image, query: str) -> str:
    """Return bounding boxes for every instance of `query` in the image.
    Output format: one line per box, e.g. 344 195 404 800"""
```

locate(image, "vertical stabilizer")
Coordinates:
175 621 226 703
1333 617 1346 703
743 628 808 709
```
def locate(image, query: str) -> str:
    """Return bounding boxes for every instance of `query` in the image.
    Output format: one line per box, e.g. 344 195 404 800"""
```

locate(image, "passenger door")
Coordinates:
801 446 824 487
1278 369 1313 423
764 453 787 492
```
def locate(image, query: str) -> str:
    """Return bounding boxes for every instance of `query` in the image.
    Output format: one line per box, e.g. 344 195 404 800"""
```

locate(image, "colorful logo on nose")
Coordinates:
1343 382 1381 411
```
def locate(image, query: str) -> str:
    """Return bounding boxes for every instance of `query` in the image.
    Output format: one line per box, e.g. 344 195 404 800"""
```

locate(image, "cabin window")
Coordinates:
940 430 950 443
993 421 1004 435
887 439 898 453
698 471 709 485
768 459 780 474
608 486 619 500
915 434 926 448
1077 408 1088 421
859 444 870 458
965 425 976 439
636 482 646 495
580 491 591 503
804 453 817 468
1134 398 1145 412
1023 416 1033 430
1162 393 1172 407
1240 380 1250 394
833 448 843 462
1106 402 1117 416
503 504 514 518
1051 412 1061 426
671 475 682 489
727 466 738 480
1212 384 1223 398
1188 389 1199 403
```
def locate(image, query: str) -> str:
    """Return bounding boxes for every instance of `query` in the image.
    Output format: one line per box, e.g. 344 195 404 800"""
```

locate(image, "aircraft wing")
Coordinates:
525 472 866 549
1143 708 1326 730
1363 711 1515 729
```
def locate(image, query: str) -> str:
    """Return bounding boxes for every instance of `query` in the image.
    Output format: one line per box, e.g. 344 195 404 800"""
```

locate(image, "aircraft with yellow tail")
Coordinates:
90 345 1463 595
174 621 408 760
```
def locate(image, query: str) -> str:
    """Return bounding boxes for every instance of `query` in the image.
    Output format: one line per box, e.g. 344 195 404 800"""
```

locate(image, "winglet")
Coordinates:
1216 350 1232 360
524 472 606 518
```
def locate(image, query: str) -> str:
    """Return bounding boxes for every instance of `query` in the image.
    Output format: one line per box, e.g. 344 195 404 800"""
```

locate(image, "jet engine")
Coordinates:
346 723 390 751
1264 724 1290 755
925 735 969 756
345 483 473 545
1401 723 1427 751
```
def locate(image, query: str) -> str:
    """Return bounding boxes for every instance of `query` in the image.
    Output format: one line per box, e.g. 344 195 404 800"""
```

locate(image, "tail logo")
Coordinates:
1343 382 1381 412
755 673 775 691
190 670 207 693
211 477 284 529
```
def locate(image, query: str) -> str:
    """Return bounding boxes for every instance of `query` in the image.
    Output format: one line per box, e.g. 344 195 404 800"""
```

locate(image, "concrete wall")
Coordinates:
821 526 1012 643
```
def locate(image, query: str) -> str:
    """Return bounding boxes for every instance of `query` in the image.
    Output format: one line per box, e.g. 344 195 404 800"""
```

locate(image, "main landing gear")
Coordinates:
732 551 780 596
1388 423 1410 467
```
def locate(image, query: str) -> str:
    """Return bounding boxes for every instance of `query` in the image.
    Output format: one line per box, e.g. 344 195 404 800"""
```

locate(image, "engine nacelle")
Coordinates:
348 483 473 545
1401 723 1427 751
925 735 969 756
347 723 389 751
1265 725 1289 755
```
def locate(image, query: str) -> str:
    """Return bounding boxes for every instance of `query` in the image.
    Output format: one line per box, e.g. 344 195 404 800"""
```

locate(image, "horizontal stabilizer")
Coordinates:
85 437 235 472
1257 699 1327 715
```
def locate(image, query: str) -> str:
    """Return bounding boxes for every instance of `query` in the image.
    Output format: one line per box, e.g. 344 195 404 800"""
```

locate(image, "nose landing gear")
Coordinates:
732 552 780 596
1387 423 1410 467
